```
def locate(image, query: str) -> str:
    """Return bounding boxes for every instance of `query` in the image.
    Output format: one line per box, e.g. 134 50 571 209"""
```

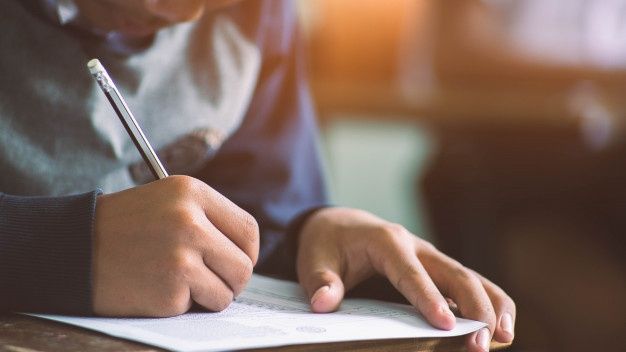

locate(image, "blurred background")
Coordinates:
297 1 626 351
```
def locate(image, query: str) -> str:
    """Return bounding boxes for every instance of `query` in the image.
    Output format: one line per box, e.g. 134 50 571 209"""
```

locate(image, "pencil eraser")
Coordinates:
87 59 105 75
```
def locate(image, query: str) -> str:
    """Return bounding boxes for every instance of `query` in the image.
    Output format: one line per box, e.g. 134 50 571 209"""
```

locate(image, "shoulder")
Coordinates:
227 0 299 56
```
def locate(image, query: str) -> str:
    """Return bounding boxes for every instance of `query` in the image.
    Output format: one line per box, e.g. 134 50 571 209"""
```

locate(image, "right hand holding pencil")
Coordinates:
91 175 259 317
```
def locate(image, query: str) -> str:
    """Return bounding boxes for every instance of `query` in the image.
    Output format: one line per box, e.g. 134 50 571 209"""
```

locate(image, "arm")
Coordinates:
193 3 517 352
0 191 99 314
0 0 293 317
1 177 261 317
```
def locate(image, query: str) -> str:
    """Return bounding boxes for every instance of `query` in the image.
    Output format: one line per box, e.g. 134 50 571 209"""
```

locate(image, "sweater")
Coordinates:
0 0 328 314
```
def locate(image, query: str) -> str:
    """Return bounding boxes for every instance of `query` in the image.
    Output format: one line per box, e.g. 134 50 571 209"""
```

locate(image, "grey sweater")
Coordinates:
0 0 329 314
0 0 259 195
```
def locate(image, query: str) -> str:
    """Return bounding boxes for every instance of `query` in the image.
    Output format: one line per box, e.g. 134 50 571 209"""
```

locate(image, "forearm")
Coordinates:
0 190 99 314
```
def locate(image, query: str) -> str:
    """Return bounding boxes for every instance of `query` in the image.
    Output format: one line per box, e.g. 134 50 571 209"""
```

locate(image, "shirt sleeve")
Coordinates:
0 190 99 314
194 1 329 280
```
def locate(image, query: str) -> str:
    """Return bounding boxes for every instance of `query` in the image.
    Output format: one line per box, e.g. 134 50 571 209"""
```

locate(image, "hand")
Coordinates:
296 207 515 352
93 175 259 317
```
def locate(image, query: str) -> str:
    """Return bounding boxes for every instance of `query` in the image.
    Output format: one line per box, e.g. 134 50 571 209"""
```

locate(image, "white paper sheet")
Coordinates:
31 275 485 352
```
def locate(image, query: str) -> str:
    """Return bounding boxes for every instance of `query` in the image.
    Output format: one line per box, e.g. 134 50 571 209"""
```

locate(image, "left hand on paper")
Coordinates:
296 207 516 352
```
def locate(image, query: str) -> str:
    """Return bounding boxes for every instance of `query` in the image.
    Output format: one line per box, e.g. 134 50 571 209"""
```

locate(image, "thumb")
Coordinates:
300 268 345 313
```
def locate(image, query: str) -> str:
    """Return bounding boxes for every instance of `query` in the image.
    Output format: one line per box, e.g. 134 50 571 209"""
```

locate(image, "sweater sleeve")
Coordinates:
0 190 99 314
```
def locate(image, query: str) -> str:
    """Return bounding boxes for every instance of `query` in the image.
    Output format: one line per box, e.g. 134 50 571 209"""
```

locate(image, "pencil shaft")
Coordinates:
88 59 168 180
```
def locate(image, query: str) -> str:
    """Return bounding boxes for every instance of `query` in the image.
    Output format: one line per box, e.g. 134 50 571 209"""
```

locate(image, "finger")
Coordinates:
192 182 260 265
306 270 345 313
419 248 496 352
367 235 456 330
199 219 254 297
470 269 516 343
445 297 458 313
187 254 235 312
297 248 345 313
469 328 492 352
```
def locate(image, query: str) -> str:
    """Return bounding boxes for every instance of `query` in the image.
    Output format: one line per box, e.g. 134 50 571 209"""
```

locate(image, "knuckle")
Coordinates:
490 288 508 306
170 206 196 228
169 210 206 240
231 257 254 296
453 266 478 284
161 289 191 316
241 257 254 282
510 299 517 314
169 252 195 277
416 238 437 253
213 290 234 312
168 175 198 192
239 212 260 259
395 267 422 293
169 300 191 316
379 223 408 243
187 220 207 238
182 213 208 236
475 301 498 331
423 298 446 316
496 292 517 314
242 212 260 243
315 269 340 284
485 312 498 331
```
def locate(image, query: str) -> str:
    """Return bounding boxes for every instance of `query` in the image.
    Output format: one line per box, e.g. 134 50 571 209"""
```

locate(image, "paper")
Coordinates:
31 275 485 352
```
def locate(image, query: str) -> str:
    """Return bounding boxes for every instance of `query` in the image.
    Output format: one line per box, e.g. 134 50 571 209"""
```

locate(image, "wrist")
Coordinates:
293 206 331 246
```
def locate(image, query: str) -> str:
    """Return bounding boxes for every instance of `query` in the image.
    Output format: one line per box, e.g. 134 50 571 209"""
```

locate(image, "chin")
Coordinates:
117 25 161 39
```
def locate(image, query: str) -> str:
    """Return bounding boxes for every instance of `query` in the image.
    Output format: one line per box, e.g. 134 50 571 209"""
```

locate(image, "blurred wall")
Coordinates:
299 1 626 352
322 118 434 239
298 0 438 238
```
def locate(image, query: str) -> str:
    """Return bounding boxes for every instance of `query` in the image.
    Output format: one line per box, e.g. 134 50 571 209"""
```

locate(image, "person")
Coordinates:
0 1 515 351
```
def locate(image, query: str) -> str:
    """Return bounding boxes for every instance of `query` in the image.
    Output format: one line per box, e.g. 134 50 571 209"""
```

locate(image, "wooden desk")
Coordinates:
0 314 510 352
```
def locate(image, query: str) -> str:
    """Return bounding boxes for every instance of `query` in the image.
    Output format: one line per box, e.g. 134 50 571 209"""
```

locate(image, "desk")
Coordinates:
0 314 510 352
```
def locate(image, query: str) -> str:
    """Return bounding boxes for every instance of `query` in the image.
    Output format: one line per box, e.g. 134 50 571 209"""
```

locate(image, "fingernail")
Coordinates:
500 313 514 337
311 285 330 305
475 328 490 352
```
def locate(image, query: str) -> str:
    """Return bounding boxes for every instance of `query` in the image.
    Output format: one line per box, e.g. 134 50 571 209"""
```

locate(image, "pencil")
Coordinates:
87 59 169 180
